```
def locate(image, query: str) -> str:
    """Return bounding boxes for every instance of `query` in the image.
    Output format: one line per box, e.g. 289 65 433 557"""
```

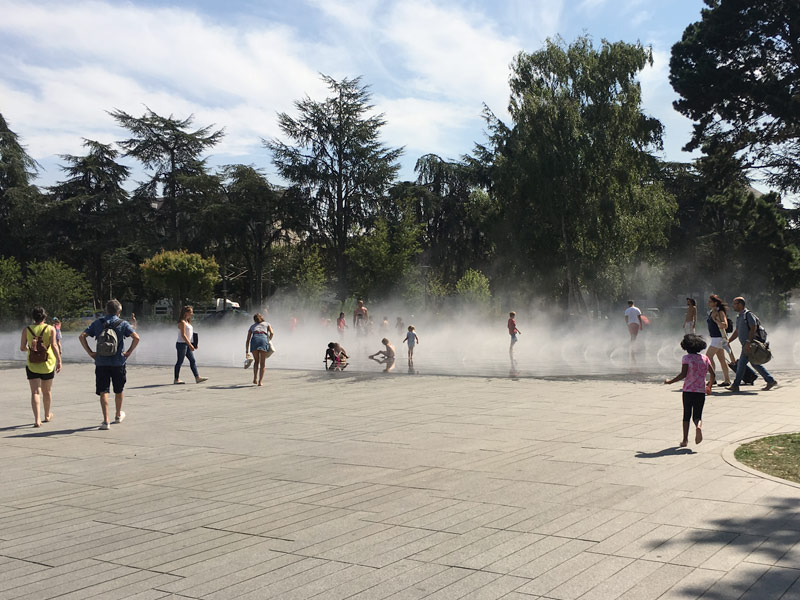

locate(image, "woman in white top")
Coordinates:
174 306 207 384
245 313 274 386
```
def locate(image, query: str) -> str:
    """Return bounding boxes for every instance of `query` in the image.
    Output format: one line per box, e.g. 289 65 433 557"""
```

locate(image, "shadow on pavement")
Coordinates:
10 426 101 438
0 424 35 432
644 497 800 598
635 447 695 458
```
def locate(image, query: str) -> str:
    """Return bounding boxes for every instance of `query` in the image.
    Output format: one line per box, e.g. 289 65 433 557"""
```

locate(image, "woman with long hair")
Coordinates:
245 313 274 386
705 295 732 386
19 306 62 427
174 305 207 384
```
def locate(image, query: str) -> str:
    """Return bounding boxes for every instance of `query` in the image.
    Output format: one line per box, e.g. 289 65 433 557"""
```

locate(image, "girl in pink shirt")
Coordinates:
665 334 715 447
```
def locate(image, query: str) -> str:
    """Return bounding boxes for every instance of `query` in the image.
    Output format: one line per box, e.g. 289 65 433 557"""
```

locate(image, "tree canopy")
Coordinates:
484 36 676 311
670 0 800 192
267 75 402 300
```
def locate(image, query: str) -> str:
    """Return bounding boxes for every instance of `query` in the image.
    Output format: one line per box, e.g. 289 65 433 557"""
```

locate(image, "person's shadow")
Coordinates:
636 447 695 458
10 426 101 438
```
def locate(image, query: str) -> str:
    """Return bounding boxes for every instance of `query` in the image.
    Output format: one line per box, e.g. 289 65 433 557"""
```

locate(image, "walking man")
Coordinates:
79 299 139 430
727 296 777 392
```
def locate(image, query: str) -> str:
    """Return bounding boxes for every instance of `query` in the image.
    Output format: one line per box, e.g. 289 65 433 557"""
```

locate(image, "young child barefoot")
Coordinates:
369 338 396 372
665 334 715 447
402 325 419 366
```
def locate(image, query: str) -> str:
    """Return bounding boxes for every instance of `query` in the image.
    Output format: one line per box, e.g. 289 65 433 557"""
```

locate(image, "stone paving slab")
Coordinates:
1 363 800 599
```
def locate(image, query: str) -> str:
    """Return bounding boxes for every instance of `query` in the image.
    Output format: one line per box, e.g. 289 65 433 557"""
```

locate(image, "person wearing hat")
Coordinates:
52 317 63 356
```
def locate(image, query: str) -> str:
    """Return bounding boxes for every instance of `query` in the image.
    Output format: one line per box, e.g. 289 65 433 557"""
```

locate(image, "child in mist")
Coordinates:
402 325 420 366
337 312 347 339
508 312 521 358
324 342 348 370
369 338 396 372
664 333 715 447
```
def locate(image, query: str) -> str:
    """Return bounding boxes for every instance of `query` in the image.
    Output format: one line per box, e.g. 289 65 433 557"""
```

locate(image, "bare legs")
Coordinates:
28 378 54 427
41 379 53 422
252 350 266 385
681 418 703 447
99 392 124 423
28 379 42 427
706 347 730 384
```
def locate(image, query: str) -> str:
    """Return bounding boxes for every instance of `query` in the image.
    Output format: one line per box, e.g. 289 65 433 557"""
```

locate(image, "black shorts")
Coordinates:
95 365 126 395
26 367 55 381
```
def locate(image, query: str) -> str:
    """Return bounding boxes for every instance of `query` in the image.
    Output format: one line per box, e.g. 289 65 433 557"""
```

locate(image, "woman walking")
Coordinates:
705 295 732 386
19 306 61 427
174 306 208 384
245 313 274 386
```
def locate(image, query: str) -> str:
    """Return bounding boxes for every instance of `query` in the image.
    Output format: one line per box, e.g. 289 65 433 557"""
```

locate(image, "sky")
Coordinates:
0 0 708 188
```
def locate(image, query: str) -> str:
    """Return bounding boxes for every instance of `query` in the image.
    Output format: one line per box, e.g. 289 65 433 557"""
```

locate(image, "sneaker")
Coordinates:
100 422 110 430
763 381 778 391
728 386 740 393
114 411 126 424
195 377 208 383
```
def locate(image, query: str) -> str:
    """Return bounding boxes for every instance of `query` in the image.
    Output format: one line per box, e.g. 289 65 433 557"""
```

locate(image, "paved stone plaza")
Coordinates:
1 363 800 599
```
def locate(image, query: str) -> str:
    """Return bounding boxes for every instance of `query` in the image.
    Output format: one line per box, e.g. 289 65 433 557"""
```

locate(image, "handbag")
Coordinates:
746 340 772 365
192 332 199 348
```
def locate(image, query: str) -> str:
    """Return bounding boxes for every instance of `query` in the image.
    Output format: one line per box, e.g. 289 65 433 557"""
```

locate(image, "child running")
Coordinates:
402 325 420 366
664 333 715 447
337 312 348 339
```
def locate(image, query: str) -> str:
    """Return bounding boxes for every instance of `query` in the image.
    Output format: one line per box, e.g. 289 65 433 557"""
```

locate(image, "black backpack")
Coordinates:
725 313 733 333
745 310 767 342
96 319 125 356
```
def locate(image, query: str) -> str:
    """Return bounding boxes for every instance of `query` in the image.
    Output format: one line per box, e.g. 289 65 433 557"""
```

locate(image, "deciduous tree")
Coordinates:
484 36 676 311
140 250 219 318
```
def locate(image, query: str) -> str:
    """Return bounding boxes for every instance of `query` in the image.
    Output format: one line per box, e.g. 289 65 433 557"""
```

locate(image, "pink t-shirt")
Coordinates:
682 353 711 393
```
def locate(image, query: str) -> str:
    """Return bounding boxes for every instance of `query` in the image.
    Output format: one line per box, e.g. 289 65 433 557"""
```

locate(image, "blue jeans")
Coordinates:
732 344 774 387
175 342 199 379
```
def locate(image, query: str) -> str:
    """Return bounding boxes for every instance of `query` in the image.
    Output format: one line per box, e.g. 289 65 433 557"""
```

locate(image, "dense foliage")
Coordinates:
1 21 798 321
670 0 800 193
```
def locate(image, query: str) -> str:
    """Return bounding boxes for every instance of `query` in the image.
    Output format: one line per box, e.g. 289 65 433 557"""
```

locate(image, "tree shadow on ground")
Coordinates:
635 447 695 458
642 497 800 598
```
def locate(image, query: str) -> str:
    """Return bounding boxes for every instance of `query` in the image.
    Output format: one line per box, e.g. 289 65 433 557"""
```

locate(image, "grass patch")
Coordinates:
735 434 800 484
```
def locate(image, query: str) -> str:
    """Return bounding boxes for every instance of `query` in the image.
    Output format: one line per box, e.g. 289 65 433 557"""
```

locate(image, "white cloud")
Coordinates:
1 0 547 184
380 0 519 113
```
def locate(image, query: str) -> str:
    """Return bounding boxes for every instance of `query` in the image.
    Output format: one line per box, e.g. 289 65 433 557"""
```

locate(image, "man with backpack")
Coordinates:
727 297 777 392
79 299 139 430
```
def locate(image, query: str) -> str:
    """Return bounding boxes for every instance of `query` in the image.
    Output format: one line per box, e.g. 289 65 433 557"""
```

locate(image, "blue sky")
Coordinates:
0 0 707 187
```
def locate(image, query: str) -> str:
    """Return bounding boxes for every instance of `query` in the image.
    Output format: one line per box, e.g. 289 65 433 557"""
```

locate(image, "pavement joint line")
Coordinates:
0 554 52 567
90 521 179 534
200 526 295 542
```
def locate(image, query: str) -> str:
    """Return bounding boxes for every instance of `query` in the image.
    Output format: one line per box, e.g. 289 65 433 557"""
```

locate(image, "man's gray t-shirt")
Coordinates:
735 310 757 346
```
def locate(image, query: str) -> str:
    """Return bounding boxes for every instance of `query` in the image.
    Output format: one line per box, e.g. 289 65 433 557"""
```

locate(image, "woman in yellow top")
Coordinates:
19 306 62 427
